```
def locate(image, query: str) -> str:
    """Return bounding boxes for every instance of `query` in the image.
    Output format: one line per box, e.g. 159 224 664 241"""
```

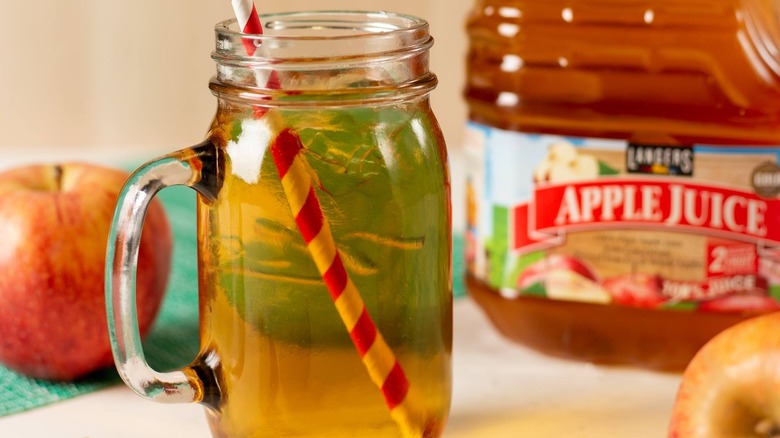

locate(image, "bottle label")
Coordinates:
465 122 780 312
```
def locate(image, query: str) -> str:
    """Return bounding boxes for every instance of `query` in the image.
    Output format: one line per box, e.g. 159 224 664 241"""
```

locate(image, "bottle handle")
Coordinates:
105 140 218 404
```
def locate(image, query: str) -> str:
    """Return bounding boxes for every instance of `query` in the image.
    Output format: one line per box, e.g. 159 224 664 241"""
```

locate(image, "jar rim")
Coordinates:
215 10 429 45
210 10 436 105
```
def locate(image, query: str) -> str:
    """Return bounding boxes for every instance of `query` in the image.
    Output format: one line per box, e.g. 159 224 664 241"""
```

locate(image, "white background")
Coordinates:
0 0 469 158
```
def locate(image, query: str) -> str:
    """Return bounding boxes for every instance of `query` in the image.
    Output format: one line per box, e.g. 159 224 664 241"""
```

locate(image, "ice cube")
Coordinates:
226 118 272 184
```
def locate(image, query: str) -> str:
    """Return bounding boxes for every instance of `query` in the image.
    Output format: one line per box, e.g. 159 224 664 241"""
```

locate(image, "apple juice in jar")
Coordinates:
194 14 452 437
465 0 780 370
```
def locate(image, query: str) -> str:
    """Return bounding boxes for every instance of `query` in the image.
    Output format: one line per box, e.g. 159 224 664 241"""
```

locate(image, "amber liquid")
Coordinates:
466 0 780 371
194 104 451 437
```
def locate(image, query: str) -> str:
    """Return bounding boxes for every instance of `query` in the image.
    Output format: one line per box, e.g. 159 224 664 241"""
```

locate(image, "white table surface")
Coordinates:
0 147 681 437
0 298 680 438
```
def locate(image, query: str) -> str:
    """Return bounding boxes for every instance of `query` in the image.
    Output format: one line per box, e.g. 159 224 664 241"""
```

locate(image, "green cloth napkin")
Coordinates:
0 187 465 417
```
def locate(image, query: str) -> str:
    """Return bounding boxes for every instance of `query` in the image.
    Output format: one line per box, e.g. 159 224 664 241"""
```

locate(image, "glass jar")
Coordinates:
464 0 780 371
107 11 451 438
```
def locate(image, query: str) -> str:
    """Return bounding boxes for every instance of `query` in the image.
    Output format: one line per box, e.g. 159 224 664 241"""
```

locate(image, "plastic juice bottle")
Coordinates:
464 0 780 371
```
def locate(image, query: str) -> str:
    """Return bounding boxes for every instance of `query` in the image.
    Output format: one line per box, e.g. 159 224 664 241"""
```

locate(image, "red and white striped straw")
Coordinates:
270 129 422 436
228 2 423 435
231 0 263 55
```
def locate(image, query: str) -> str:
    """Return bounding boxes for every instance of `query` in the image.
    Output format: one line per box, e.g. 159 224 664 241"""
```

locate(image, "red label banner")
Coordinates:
513 178 780 250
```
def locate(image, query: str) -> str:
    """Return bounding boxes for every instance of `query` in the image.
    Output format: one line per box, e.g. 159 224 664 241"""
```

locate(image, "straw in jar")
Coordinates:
228 1 426 436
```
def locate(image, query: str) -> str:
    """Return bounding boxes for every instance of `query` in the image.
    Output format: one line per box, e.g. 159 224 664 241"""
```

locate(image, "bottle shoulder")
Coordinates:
465 0 780 142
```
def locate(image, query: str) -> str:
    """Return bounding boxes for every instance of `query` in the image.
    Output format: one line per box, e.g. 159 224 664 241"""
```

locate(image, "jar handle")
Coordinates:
105 140 219 404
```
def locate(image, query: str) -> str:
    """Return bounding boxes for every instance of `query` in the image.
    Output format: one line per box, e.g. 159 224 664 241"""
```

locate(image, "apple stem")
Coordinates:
53 165 63 191
755 419 780 437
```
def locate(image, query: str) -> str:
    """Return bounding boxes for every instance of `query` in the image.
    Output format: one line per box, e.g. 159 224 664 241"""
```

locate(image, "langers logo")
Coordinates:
626 144 694 176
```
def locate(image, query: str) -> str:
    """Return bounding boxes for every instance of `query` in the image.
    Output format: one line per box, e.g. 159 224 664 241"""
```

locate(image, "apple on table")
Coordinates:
669 311 780 437
0 163 172 380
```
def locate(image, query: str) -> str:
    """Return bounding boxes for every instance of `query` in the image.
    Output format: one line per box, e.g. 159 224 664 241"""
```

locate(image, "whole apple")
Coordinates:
0 163 172 380
669 312 780 437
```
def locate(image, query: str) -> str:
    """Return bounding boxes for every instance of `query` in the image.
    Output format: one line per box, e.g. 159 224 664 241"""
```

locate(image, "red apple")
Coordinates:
669 312 780 437
603 273 665 308
0 163 172 380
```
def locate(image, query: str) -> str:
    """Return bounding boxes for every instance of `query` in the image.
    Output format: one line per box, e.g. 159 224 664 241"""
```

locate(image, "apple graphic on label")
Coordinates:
534 142 578 182
759 258 780 286
518 254 610 304
669 313 780 437
603 273 666 308
698 293 780 313
534 142 600 183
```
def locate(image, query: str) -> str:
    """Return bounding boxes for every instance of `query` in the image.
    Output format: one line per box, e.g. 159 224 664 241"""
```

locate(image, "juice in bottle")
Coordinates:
464 0 780 371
